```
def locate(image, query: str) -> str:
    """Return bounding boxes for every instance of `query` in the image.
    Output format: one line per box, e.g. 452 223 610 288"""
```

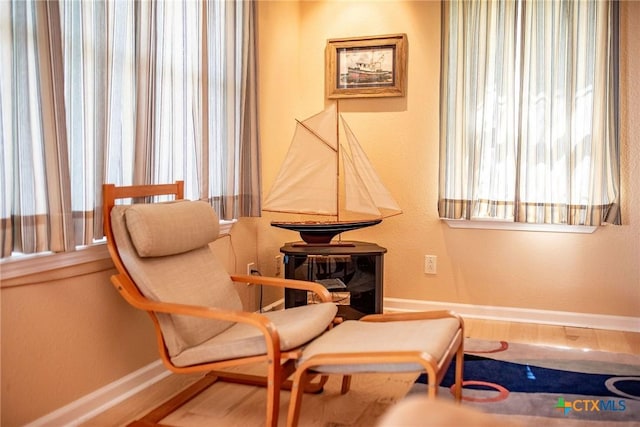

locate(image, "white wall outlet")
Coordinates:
424 255 437 275
246 262 256 276
246 262 256 286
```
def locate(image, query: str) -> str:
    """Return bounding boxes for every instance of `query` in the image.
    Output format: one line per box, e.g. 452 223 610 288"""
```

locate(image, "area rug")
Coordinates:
409 338 640 426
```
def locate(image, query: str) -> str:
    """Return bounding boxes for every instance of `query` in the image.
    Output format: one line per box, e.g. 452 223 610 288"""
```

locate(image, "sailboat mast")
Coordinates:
336 100 341 222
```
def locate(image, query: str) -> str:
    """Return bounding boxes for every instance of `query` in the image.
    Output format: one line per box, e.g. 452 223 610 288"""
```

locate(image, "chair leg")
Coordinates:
302 373 329 394
265 360 282 427
422 362 439 399
427 377 437 399
340 375 352 394
454 339 464 402
286 368 308 427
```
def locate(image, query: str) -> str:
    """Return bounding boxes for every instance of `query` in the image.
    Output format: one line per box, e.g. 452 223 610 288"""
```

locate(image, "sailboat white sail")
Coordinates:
262 106 338 216
263 103 401 243
341 116 402 217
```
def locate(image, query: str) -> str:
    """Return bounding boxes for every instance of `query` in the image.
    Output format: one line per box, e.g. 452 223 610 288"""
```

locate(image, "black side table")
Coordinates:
281 241 386 320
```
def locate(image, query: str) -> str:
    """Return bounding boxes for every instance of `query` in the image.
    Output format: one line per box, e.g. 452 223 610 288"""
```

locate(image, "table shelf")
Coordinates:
281 241 386 320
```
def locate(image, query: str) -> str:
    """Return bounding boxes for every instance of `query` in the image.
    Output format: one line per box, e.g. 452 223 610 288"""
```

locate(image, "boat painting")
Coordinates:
263 103 401 244
339 47 394 87
347 66 391 84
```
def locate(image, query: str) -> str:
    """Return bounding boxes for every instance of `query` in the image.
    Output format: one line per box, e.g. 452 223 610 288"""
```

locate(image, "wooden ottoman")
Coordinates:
286 311 464 427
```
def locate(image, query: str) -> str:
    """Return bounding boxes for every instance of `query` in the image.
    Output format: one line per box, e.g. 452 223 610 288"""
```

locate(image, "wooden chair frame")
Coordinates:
103 182 335 427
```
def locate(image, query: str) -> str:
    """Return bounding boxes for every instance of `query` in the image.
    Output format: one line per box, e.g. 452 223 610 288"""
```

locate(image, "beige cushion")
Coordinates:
298 318 461 373
111 202 241 357
111 199 338 366
172 302 338 367
125 200 219 257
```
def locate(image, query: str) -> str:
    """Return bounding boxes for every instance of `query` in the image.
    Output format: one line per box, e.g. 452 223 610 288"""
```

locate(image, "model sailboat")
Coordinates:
263 103 401 244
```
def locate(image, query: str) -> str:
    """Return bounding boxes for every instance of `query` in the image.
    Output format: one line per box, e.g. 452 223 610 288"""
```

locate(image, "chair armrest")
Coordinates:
230 274 332 303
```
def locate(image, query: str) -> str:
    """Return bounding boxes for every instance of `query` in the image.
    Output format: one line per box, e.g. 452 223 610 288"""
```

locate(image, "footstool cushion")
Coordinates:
299 318 461 373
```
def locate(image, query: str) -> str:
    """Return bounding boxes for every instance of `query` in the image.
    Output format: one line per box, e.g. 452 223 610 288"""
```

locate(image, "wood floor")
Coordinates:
81 318 640 427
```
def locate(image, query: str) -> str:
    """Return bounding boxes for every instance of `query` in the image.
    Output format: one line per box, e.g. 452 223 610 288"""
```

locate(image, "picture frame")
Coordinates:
325 33 408 99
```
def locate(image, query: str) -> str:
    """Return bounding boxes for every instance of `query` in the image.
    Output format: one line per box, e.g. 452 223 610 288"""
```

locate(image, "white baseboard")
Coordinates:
384 297 640 333
25 360 170 427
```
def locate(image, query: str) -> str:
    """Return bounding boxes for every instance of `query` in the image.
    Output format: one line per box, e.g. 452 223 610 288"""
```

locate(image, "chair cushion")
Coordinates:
171 302 338 367
111 202 242 357
297 317 461 373
125 200 220 257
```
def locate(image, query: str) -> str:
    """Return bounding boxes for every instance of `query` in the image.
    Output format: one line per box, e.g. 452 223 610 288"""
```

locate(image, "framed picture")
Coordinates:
325 33 407 99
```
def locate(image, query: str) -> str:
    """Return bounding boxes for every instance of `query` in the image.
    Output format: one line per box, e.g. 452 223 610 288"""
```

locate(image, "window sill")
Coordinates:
219 219 237 236
443 219 597 234
0 219 237 288
0 244 114 288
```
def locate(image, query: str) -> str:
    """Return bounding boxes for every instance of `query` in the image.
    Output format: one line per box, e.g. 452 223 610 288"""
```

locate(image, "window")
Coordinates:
0 0 261 259
438 0 620 227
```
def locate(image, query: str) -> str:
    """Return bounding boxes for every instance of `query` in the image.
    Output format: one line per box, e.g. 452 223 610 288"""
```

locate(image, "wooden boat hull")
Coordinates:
270 219 382 244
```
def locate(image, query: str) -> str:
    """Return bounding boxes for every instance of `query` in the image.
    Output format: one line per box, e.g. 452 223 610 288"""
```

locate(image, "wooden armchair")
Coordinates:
103 182 338 426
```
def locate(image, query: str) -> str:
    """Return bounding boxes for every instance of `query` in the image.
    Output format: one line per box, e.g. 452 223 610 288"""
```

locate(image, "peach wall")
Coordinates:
2 268 157 426
256 1 639 318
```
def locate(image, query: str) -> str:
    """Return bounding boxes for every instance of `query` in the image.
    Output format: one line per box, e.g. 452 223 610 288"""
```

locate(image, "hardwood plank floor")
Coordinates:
81 318 640 427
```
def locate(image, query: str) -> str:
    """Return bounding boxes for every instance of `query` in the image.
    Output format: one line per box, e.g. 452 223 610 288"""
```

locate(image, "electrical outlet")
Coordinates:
274 255 283 277
424 255 437 275
246 262 256 286
246 262 256 276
